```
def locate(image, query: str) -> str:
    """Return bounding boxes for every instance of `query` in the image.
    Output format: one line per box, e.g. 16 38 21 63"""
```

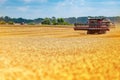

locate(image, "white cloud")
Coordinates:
52 0 90 17
101 1 120 5
17 6 30 12
23 0 32 3
56 0 85 7
51 0 120 17
23 0 47 3
0 0 6 4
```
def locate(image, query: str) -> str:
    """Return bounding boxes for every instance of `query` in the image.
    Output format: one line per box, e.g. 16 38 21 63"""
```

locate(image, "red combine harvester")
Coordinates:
74 17 110 34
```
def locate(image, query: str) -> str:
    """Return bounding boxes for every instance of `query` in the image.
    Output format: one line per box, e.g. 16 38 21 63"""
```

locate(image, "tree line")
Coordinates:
0 16 69 25
0 16 120 25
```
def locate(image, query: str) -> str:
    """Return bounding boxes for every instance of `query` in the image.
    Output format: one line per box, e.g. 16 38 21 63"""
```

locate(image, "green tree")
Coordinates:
41 18 51 25
4 16 11 22
51 17 57 25
57 18 64 24
57 18 69 25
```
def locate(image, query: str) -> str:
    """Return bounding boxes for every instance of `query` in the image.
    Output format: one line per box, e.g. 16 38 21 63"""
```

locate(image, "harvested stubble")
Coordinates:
0 25 120 80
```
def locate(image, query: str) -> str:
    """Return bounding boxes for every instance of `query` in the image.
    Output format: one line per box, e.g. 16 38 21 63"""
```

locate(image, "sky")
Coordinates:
0 0 120 19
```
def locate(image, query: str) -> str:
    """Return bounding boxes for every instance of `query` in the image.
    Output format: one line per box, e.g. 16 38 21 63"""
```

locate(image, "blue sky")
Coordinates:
0 0 120 19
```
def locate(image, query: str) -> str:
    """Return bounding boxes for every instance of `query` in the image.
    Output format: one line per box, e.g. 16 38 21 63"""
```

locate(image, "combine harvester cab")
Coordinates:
74 17 110 34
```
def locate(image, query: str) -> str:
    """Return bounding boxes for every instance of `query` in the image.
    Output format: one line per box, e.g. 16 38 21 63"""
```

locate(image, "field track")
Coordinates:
0 25 120 80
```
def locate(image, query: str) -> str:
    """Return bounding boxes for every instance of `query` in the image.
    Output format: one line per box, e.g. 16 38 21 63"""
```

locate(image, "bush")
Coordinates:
28 22 35 25
0 21 6 24
8 21 14 25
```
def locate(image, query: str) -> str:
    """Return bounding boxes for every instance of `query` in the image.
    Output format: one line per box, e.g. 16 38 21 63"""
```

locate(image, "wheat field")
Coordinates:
0 25 120 80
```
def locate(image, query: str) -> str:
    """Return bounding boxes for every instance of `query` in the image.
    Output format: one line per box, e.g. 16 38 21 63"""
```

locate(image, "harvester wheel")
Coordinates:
98 30 106 34
87 30 95 34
